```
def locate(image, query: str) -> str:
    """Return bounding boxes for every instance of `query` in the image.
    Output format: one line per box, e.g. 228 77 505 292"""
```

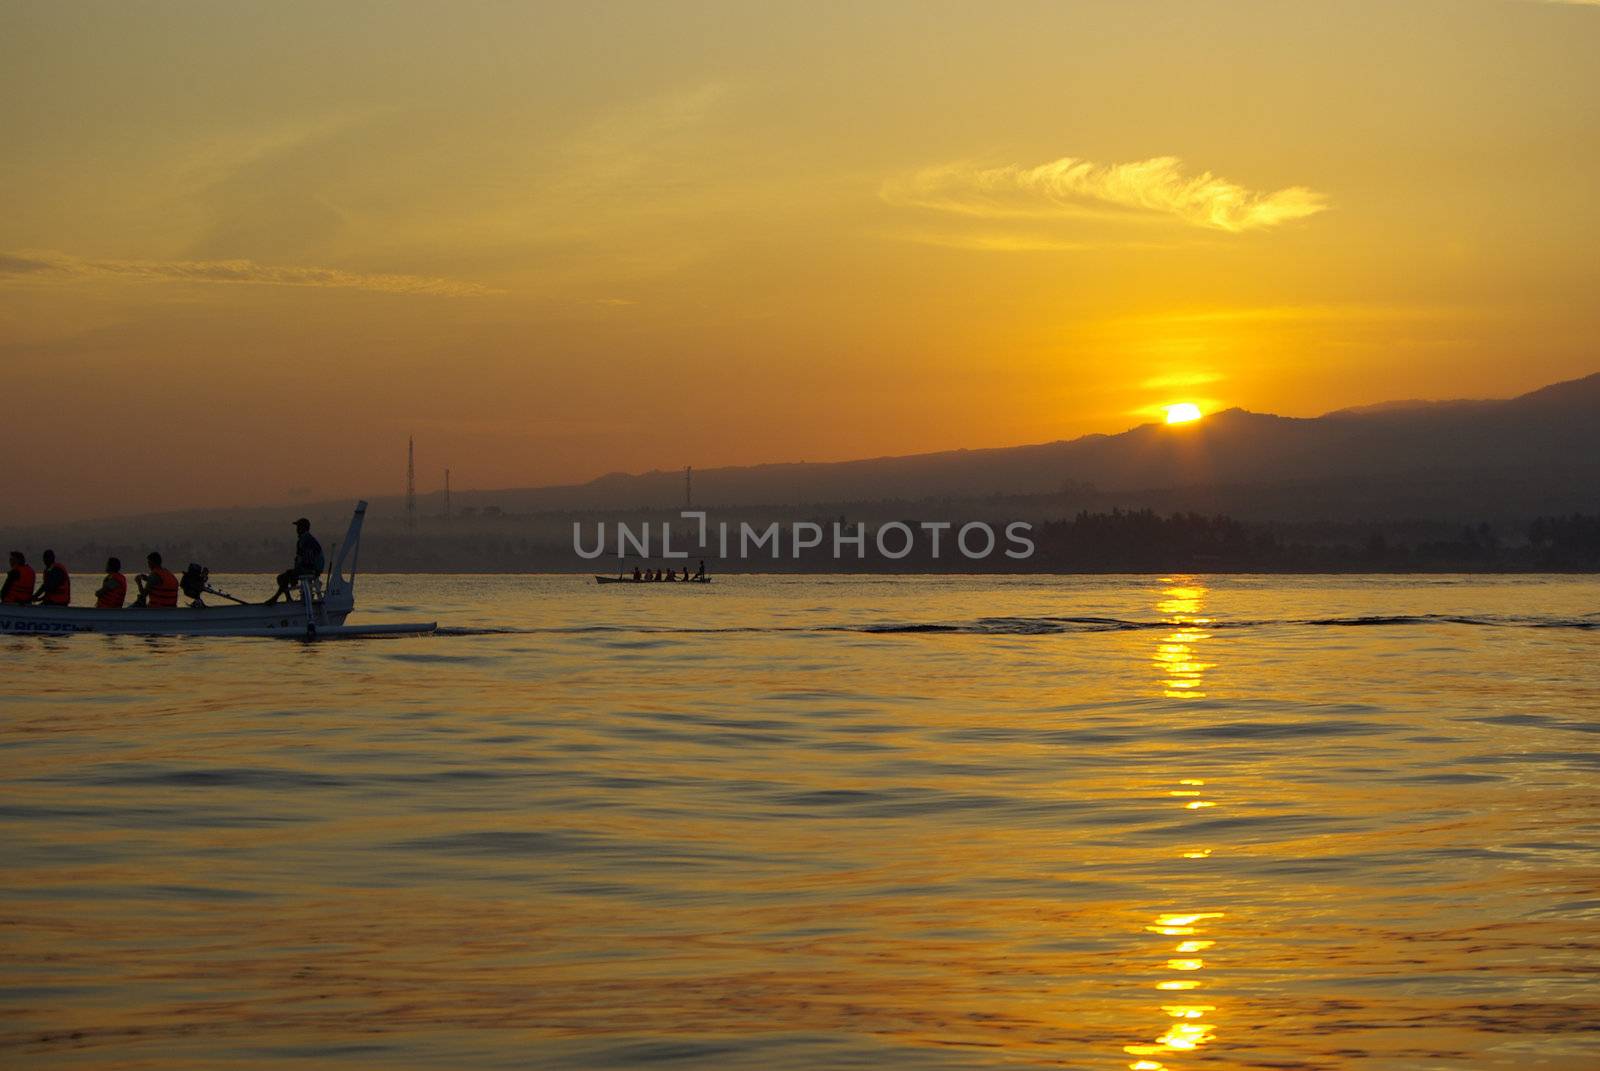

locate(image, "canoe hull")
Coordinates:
594 575 712 585
0 598 355 636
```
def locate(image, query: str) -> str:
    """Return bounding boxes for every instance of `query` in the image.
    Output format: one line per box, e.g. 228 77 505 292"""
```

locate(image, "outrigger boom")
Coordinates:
0 501 436 639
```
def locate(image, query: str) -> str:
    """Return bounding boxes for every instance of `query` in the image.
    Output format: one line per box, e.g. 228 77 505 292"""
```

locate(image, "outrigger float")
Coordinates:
0 502 435 640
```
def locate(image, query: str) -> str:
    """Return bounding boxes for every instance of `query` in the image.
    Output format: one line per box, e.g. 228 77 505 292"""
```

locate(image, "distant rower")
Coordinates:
30 549 70 605
136 552 179 608
95 557 127 609
2 552 33 604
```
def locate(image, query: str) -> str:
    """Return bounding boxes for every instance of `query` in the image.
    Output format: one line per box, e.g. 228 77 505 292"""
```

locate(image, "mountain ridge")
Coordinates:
13 372 1599 531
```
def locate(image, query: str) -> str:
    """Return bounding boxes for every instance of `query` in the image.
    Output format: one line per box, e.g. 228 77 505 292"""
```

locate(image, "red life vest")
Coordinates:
3 564 34 603
42 562 70 605
146 566 179 607
96 571 127 609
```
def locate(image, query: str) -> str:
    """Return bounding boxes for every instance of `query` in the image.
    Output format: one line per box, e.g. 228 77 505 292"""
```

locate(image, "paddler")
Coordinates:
94 557 127 609
1 551 33 603
29 549 70 605
134 552 179 608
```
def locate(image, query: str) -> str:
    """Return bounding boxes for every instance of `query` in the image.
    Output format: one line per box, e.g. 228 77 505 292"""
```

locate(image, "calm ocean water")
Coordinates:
2 574 1597 1070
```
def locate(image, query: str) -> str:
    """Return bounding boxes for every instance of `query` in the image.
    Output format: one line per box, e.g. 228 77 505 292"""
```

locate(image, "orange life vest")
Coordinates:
96 571 127 609
41 562 70 605
3 564 33 603
145 566 179 607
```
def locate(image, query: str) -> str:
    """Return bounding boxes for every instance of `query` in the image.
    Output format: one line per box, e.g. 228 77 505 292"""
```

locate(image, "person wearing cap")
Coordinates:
264 517 326 604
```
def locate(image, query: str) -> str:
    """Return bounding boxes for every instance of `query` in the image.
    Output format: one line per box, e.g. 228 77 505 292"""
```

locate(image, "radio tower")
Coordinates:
685 465 692 507
406 436 416 531
444 468 451 520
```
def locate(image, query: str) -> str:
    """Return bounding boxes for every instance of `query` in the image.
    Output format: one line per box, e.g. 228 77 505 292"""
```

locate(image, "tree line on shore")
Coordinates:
14 508 1596 574
1026 508 1600 572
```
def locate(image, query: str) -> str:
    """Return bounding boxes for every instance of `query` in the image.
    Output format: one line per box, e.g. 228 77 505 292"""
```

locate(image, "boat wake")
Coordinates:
434 613 1599 638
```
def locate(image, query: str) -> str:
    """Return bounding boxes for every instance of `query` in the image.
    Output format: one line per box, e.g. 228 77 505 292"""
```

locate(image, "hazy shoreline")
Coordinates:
195 566 1599 576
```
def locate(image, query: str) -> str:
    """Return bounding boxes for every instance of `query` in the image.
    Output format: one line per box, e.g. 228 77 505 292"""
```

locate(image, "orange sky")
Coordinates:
3 1 1597 522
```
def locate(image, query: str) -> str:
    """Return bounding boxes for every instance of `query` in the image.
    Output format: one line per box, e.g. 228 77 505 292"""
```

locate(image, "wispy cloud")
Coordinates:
1112 304 1457 327
1140 371 1225 390
171 110 378 194
884 155 1329 233
413 81 735 284
885 231 1098 253
0 251 499 297
882 228 1188 253
544 82 730 208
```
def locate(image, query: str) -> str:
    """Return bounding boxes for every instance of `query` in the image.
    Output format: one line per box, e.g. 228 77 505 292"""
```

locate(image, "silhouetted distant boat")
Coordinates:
595 575 713 585
0 502 436 639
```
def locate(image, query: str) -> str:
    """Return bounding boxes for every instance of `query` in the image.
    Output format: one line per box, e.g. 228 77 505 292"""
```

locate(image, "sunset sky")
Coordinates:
3 1 1597 521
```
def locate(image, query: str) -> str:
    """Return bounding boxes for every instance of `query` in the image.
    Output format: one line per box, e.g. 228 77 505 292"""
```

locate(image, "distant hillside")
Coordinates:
6 374 1598 557
434 371 1600 522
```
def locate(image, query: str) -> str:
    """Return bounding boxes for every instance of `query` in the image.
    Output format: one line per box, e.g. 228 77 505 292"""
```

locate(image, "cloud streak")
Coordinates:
0 251 498 296
884 155 1329 233
1111 304 1459 327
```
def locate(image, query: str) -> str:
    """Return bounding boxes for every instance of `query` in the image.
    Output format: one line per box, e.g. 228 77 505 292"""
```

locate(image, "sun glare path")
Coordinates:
1165 403 1203 424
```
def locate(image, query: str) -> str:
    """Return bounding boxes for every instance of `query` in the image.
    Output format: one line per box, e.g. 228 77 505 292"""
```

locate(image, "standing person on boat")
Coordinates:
2 552 34 604
694 560 706 581
265 517 325 605
134 552 179 608
28 549 70 605
95 557 127 609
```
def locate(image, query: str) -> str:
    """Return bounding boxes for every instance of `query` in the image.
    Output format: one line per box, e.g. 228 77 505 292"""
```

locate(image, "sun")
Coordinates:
1165 402 1203 424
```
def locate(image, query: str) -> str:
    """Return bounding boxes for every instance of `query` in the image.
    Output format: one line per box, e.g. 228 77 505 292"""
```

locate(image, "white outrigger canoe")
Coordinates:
0 501 435 640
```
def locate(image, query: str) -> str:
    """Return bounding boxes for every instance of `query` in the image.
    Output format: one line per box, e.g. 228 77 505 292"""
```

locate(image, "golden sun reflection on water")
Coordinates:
2 576 1597 1068
1151 579 1215 699
1124 578 1228 1071
1154 582 1204 617
1125 900 1226 1067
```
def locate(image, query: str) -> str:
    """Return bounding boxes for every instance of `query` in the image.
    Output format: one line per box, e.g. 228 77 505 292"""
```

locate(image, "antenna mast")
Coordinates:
444 468 451 520
406 436 416 531
685 465 692 508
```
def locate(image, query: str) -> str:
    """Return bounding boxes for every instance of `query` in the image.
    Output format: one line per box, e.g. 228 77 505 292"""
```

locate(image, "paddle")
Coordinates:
201 584 252 606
